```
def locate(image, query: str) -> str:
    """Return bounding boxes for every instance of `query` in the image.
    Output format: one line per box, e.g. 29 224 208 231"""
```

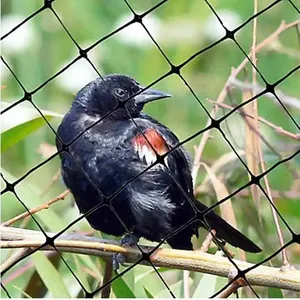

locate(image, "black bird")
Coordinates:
56 74 261 266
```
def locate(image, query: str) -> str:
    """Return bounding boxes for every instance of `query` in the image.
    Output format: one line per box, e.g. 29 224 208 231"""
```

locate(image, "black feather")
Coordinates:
56 74 261 255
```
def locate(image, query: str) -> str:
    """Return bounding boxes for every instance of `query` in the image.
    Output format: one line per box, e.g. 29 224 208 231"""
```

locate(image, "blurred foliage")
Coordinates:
1 0 300 298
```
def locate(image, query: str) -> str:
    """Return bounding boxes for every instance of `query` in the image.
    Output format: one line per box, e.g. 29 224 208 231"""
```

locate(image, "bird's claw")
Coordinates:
112 234 140 271
112 253 126 271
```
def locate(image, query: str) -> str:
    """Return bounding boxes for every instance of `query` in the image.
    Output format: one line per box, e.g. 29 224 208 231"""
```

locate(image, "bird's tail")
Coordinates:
194 199 261 253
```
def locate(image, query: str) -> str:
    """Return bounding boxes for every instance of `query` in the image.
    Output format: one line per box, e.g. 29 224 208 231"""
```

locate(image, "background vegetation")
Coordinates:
1 0 299 298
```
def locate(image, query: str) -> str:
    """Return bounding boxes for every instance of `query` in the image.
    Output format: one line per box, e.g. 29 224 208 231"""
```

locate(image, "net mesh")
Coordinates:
1 0 300 298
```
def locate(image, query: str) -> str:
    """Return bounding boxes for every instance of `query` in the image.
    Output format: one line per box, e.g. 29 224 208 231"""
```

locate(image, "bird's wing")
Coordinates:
131 117 199 242
139 113 193 168
132 117 194 201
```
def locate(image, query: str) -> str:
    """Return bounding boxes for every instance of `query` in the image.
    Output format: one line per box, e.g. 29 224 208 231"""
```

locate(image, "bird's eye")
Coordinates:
115 88 125 97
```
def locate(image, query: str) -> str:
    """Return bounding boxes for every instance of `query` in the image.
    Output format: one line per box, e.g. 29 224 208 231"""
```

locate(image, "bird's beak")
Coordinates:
134 87 172 106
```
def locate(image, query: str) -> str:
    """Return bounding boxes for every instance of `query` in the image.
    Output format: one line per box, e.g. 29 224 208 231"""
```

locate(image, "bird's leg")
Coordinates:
112 233 140 271
120 234 140 246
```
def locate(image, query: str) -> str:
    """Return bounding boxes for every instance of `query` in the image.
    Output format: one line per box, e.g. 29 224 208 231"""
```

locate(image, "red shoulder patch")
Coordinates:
133 128 169 156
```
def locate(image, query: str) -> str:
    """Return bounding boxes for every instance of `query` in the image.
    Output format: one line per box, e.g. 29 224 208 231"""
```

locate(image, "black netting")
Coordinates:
1 0 299 298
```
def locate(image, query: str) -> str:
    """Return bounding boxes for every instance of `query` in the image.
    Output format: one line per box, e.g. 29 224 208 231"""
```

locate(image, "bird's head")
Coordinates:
71 74 171 119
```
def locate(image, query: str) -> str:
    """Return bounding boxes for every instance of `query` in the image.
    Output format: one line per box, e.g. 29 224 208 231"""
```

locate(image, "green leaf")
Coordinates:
1 101 63 152
155 279 185 298
134 266 169 298
32 252 71 298
112 275 136 298
73 255 90 291
193 273 217 298
122 265 135 293
143 286 154 298
268 287 284 298
78 254 101 279
135 268 156 282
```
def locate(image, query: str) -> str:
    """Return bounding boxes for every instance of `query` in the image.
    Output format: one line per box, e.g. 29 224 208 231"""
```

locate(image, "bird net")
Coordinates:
1 0 300 298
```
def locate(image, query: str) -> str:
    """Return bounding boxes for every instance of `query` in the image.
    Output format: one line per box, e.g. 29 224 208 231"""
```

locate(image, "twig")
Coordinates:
2 252 56 285
230 19 300 81
196 185 300 200
40 169 61 197
269 41 300 59
258 144 290 266
216 277 247 298
196 150 245 195
198 230 236 259
2 190 70 227
191 116 215 184
0 248 32 274
251 0 258 86
1 227 300 292
209 101 300 141
246 0 260 228
214 97 294 266
191 19 300 188
82 267 100 280
200 230 216 252
252 0 288 266
251 0 258 92
229 78 300 110
242 3 260 296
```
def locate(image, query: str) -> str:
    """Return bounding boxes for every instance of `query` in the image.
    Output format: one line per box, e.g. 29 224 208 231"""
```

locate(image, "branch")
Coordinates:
1 227 300 292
